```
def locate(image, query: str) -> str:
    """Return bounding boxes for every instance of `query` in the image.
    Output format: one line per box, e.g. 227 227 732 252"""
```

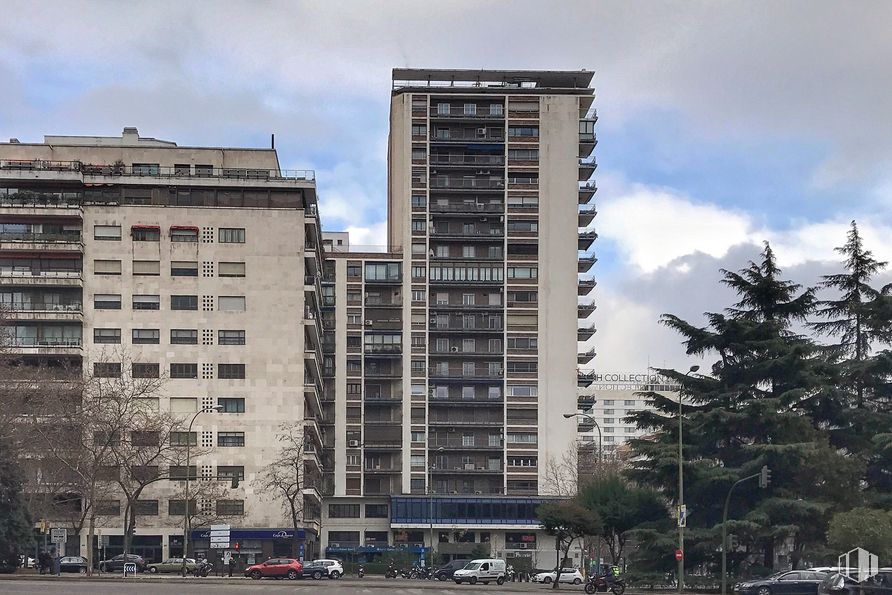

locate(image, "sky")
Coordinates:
2 0 892 374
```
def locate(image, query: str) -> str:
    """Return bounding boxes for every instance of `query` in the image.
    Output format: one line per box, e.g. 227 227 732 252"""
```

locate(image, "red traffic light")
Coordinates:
675 549 683 561
233 542 240 550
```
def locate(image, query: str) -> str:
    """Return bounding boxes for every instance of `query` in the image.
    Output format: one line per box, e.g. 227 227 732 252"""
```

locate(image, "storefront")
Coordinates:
190 528 311 566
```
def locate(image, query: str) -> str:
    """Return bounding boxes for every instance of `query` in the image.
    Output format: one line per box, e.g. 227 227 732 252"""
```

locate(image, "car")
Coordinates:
301 559 343 579
58 556 88 574
818 571 892 595
453 558 507 585
735 570 830 595
533 567 585 585
435 558 471 581
145 558 197 574
97 553 146 573
244 558 304 580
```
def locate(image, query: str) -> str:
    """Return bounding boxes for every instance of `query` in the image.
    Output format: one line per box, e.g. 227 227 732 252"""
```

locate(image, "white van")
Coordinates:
453 558 507 585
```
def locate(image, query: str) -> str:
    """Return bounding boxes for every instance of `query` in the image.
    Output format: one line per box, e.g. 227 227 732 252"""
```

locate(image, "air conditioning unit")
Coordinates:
365 320 373 326
477 128 487 135
348 440 360 448
430 318 437 324
464 463 475 470
330 542 340 548
450 347 459 353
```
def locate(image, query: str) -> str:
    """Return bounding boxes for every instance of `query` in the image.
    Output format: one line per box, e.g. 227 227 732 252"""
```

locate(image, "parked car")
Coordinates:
453 559 507 585
818 571 892 595
59 556 88 574
534 567 585 585
97 553 146 573
435 558 471 581
145 558 197 574
301 559 343 579
735 570 829 595
244 558 304 580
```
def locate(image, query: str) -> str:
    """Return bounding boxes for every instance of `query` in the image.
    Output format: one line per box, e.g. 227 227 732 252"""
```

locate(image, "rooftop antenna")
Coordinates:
271 134 275 150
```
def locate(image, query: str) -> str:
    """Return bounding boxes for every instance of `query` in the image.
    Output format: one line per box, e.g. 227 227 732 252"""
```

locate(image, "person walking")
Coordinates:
228 556 235 578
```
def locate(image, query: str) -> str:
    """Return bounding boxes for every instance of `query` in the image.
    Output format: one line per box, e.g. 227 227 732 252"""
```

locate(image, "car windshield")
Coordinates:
465 562 481 570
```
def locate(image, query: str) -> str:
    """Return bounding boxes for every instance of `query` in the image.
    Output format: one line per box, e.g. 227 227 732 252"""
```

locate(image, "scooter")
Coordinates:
192 559 213 577
385 562 398 579
358 565 365 578
585 573 626 595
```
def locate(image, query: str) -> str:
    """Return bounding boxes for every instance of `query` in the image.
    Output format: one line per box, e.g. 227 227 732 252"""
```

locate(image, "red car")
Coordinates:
244 558 304 580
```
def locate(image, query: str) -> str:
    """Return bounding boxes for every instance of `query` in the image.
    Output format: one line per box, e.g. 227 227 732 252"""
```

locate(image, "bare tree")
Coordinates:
256 422 314 557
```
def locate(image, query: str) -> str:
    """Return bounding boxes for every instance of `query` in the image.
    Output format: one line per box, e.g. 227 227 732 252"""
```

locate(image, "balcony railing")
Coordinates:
429 229 504 238
9 338 82 347
364 345 403 354
0 159 315 181
430 178 505 190
429 154 505 166
429 108 505 119
0 232 82 243
430 131 505 142
428 369 503 379
5 302 82 312
429 202 504 213
0 269 82 278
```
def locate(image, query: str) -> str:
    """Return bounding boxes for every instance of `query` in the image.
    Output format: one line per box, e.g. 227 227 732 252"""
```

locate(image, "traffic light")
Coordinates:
233 542 240 551
759 465 771 488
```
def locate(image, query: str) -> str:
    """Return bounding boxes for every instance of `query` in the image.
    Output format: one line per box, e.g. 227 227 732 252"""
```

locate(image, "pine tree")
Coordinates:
0 439 33 570
628 243 859 574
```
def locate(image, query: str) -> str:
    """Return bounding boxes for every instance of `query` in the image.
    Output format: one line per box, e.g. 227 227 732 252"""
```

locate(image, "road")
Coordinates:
0 576 578 594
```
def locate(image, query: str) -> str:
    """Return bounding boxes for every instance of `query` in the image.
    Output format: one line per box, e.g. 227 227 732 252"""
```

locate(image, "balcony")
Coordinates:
428 417 504 427
364 344 403 356
578 302 596 318
429 202 504 214
429 323 503 333
579 205 597 227
579 156 598 177
579 181 597 204
429 154 505 167
578 277 597 296
430 228 504 239
578 371 596 388
578 231 597 251
430 465 503 474
577 348 596 365
429 397 504 407
364 368 402 379
429 178 505 192
363 441 403 450
0 270 83 287
364 466 402 474
428 107 505 121
364 297 402 308
0 231 83 252
578 324 596 341
429 441 504 451
578 253 597 273
430 130 505 143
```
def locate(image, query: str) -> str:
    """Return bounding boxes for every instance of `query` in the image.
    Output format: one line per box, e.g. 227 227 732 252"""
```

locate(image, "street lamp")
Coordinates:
428 445 444 577
677 365 699 593
563 412 602 462
181 404 223 576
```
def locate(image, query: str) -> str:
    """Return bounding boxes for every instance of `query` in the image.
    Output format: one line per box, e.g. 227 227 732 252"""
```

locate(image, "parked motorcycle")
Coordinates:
358 565 365 578
385 562 398 579
415 565 432 580
585 573 626 595
192 559 213 577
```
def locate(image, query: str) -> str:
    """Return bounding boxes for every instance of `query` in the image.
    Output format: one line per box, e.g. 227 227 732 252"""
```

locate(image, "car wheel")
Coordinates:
438 573 447 581
148 566 157 573
470 576 478 585
758 588 771 595
330 570 341 579
544 576 553 584
313 570 322 580
250 570 262 580
497 576 505 585
455 579 463 584
575 578 583 585
287 570 298 580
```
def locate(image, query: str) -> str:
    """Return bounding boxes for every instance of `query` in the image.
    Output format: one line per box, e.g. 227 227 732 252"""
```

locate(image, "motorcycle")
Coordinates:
400 566 416 579
358 565 365 578
192 559 213 577
585 573 626 595
385 562 398 579
415 565 432 580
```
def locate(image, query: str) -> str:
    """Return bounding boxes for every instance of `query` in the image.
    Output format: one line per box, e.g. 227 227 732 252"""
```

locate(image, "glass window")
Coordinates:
132 260 160 275
132 329 160 344
132 295 160 310
364 263 401 281
94 362 121 378
170 329 198 344
94 328 121 344
218 228 245 243
365 504 388 518
171 261 198 276
218 364 245 379
170 363 198 379
132 363 160 378
170 295 198 311
218 398 245 413
94 225 121 241
169 398 197 414
94 294 122 309
170 227 198 242
218 262 246 277
329 504 361 518
218 330 246 345
94 259 121 275
131 226 160 241
217 432 245 447
218 296 246 311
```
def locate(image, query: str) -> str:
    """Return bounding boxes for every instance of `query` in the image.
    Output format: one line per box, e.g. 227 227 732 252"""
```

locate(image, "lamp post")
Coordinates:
563 411 602 576
428 445 444 577
181 405 223 576
677 365 699 593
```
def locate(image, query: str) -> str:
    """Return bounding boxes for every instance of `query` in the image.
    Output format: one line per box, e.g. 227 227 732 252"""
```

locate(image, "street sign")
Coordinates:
210 524 230 549
675 549 684 561
50 528 67 545
677 505 687 528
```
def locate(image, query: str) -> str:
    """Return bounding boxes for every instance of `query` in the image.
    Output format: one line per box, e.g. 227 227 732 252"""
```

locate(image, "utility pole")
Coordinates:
180 405 222 576
676 365 699 593
721 466 770 595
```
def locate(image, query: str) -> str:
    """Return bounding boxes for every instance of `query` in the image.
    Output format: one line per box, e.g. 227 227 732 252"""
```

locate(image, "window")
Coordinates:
462 433 475 446
217 466 245 483
168 499 197 515
508 337 538 350
170 295 198 311
170 363 198 379
463 103 477 115
216 500 244 515
94 294 122 309
94 362 121 378
94 259 121 275
411 454 426 468
218 432 245 447
170 227 199 242
329 504 361 518
411 266 426 279
218 296 246 311
506 433 537 444
507 221 538 233
366 504 388 518
132 260 160 275
507 267 538 280
170 329 197 344
132 363 160 378
411 243 425 255
134 499 159 515
171 261 198 276
218 330 245 345
625 400 636 406
218 262 245 277
411 290 425 302
218 364 245 379
411 195 426 208
508 126 539 137
488 434 501 447
411 124 427 136
507 361 538 373
488 386 501 399
132 329 160 344
94 225 121 241
411 431 425 442
462 386 475 400
94 328 121 344
218 228 245 243
437 102 450 115
169 398 197 414
508 148 540 161
132 295 160 310
364 263 401 281
131 226 160 241
489 103 504 116
95 500 121 516
507 385 538 397
218 397 245 413
411 219 426 232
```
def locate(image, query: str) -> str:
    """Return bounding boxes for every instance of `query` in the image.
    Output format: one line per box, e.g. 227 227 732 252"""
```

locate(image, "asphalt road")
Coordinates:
0 576 578 594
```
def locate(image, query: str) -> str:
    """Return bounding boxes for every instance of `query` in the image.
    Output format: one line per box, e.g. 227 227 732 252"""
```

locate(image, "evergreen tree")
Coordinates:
810 221 892 504
0 439 32 570
628 243 859 574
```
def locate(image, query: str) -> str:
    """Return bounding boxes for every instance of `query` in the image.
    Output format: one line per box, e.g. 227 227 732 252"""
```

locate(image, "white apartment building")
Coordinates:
0 128 325 564
317 69 597 570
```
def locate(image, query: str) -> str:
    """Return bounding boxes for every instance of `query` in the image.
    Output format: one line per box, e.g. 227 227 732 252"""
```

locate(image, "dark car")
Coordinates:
301 561 330 580
735 570 830 595
435 559 471 581
98 553 146 573
244 558 303 580
59 556 88 574
819 571 892 595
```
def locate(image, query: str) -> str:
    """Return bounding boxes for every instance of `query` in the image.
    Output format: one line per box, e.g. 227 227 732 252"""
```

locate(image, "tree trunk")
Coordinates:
553 536 562 589
290 502 300 558
86 512 96 576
